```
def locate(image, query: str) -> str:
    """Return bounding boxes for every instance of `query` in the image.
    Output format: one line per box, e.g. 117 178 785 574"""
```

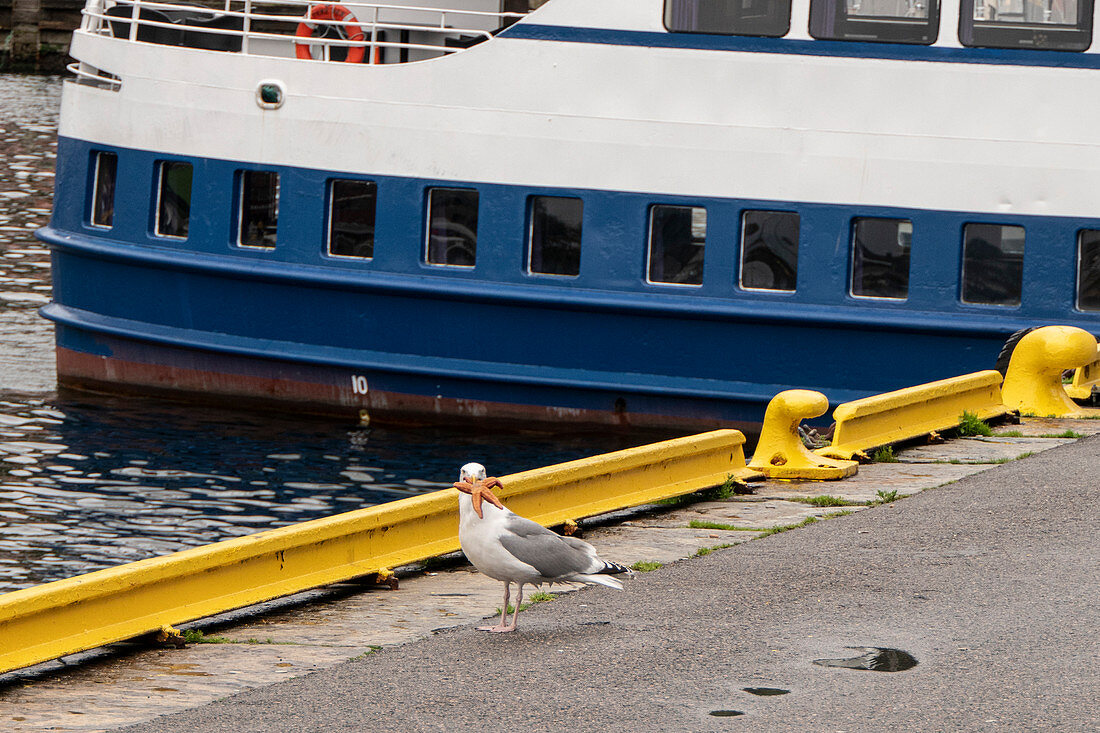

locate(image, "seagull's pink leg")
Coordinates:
508 583 524 630
478 582 513 632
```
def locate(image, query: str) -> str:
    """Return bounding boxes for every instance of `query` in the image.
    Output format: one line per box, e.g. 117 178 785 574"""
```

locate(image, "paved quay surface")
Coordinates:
1 419 1097 731
108 427 1099 733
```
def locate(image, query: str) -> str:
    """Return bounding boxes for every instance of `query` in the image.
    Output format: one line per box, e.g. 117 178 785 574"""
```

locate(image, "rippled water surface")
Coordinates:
0 73 59 393
0 74 664 591
0 394 649 591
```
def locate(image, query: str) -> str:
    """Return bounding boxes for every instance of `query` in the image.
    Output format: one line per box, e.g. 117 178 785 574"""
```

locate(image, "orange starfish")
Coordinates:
452 476 505 518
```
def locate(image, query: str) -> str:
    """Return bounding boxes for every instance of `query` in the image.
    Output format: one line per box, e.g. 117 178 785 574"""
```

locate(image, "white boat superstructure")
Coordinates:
61 0 1100 221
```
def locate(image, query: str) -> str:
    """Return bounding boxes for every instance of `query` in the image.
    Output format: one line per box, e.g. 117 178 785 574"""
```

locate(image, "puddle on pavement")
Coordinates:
742 687 790 696
709 710 745 717
813 647 918 672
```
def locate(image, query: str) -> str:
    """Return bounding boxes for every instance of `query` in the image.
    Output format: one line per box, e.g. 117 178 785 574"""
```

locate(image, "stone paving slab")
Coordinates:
214 568 504 647
584 525 760 564
992 416 1100 436
899 436 1074 463
753 462 989 503
649 499 844 528
1 643 357 732
624 501 813 529
0 417 1084 732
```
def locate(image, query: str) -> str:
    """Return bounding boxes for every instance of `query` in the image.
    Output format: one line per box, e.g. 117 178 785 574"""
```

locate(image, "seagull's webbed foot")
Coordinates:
477 623 517 633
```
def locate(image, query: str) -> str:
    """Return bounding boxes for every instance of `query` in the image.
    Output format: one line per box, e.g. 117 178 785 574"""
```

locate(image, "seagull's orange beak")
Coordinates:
453 477 505 519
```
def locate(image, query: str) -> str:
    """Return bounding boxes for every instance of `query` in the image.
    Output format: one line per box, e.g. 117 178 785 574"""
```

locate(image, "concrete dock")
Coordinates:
1 418 1098 731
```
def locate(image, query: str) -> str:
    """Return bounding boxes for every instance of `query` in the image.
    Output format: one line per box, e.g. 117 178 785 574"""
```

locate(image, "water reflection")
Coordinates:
0 393 658 591
0 73 61 392
813 647 919 672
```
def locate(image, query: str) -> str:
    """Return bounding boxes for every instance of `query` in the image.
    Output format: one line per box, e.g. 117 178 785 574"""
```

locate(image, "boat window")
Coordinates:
1077 230 1100 311
851 217 912 299
959 0 1093 50
328 179 377 259
425 188 478 267
961 223 1024 306
527 196 583 277
810 0 940 44
647 205 706 286
89 151 118 228
238 170 279 248
155 161 192 239
740 210 799 291
664 0 792 37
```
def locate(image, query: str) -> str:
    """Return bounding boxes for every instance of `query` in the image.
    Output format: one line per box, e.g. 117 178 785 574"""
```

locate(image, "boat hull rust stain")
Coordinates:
55 345 762 433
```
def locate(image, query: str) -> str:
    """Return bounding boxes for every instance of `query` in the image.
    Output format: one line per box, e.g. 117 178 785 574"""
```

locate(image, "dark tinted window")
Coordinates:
647 205 706 286
740 210 799 291
961 223 1024 306
851 217 912 299
810 0 939 43
90 151 117 228
1077 230 1100 311
665 0 792 37
156 161 192 239
328 179 377 259
528 196 583 276
238 170 279 248
959 0 1093 50
426 188 478 267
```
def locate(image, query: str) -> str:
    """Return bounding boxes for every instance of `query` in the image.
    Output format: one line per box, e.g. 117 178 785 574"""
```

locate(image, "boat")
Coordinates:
38 0 1100 430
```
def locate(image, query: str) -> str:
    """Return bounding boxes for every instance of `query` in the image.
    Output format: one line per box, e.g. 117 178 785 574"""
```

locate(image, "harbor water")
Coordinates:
0 73 660 592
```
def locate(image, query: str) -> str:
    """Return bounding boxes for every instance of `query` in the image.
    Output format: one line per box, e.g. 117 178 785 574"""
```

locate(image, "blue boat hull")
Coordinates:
39 138 1090 429
40 228 1030 429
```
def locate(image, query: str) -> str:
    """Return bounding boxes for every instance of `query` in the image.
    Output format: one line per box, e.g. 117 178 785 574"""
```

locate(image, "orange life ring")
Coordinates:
295 4 366 63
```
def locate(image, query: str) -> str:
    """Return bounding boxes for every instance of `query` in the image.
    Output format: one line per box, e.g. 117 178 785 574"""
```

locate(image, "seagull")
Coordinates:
453 462 630 633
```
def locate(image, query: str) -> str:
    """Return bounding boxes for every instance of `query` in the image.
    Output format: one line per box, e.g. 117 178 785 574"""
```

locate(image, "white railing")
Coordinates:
78 0 529 64
67 61 124 88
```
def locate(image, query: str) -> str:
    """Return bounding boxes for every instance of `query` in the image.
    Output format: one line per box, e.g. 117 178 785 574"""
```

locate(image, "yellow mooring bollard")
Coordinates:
1064 344 1100 401
1001 326 1100 417
749 390 859 480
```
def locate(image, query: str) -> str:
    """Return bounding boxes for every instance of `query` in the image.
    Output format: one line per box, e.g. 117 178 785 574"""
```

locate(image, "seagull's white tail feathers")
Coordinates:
575 573 624 590
574 559 631 589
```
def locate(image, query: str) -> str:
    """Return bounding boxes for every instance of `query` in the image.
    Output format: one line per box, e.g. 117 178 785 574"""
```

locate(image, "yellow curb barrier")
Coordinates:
0 429 760 675
1001 326 1100 417
748 390 858 479
1065 343 1100 401
815 371 1011 461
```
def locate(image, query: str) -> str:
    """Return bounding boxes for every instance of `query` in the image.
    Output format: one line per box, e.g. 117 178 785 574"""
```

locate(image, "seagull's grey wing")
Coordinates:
498 514 596 579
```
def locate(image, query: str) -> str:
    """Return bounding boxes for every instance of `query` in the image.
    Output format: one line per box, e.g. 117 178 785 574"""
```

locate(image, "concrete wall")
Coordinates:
1 0 83 70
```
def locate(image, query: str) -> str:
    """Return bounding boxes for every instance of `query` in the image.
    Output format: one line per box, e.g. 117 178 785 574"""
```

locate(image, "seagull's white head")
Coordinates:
459 462 487 484
453 463 504 519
